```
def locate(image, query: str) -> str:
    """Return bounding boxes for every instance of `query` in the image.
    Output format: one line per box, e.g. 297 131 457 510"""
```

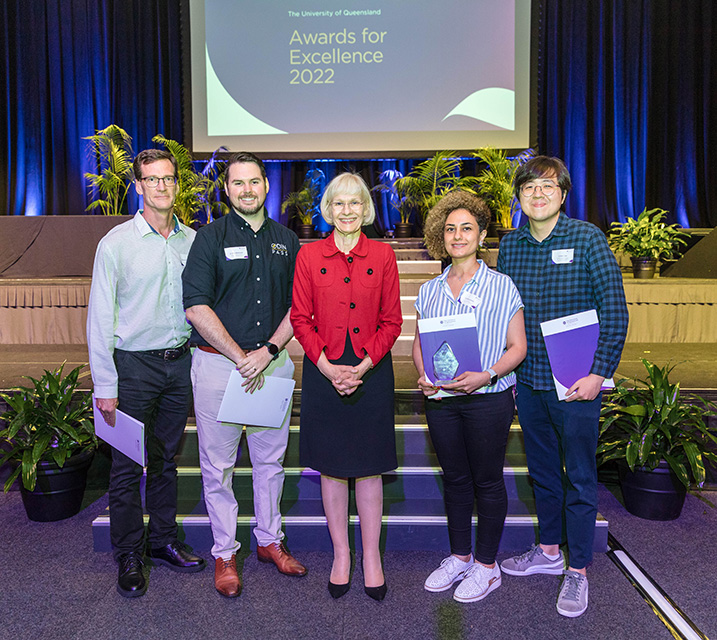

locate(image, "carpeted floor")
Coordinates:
2 483 714 640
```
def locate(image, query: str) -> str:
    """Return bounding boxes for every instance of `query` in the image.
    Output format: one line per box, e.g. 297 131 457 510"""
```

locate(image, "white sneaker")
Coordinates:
556 570 589 618
424 554 474 592
453 563 502 603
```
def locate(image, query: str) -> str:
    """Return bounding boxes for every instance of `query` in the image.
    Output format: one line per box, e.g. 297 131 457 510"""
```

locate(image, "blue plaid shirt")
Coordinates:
497 213 628 391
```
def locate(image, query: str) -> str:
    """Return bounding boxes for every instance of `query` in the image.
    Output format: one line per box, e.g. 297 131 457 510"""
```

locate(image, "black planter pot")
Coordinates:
394 222 413 238
19 448 95 522
618 460 687 521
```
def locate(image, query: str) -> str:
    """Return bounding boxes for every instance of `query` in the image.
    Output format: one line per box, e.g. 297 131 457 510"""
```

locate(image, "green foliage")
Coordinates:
608 207 688 261
372 169 413 224
281 177 320 225
393 151 482 222
152 134 228 226
84 125 134 216
472 147 534 229
0 363 96 492
598 359 717 494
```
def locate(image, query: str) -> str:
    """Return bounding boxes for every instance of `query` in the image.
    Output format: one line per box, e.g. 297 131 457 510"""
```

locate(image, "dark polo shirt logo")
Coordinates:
271 242 289 256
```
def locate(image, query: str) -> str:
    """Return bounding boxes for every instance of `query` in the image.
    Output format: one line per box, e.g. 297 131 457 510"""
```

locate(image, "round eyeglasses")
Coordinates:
331 200 363 210
520 182 558 197
140 176 177 187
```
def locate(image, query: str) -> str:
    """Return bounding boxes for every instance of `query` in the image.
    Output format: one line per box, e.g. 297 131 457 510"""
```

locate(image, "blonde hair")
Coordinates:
320 173 376 225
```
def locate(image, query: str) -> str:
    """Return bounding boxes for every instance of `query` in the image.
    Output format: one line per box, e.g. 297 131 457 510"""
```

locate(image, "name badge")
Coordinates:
551 248 574 264
224 246 248 260
459 291 481 307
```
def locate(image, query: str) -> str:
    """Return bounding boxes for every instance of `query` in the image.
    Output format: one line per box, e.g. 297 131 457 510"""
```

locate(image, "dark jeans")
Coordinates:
109 348 191 560
425 389 515 564
515 381 602 570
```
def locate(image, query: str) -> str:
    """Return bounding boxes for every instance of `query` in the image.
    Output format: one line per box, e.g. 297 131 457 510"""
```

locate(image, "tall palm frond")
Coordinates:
473 147 535 228
152 135 228 226
83 125 134 215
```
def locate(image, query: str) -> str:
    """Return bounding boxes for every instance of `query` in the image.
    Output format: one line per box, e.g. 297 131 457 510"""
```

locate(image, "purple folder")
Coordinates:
540 310 614 400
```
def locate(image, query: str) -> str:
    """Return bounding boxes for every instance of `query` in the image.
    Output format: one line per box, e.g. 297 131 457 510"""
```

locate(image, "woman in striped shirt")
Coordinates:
413 190 526 604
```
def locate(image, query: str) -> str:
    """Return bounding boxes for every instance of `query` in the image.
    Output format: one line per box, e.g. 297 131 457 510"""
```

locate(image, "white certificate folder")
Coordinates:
217 370 295 428
92 396 146 466
540 310 615 401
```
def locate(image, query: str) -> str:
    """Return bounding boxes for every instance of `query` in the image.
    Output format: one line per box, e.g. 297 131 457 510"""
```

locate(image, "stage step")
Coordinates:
91 394 609 554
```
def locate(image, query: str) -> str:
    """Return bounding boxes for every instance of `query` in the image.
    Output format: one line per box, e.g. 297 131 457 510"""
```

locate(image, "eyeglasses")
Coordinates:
331 200 363 210
140 176 177 187
520 181 558 197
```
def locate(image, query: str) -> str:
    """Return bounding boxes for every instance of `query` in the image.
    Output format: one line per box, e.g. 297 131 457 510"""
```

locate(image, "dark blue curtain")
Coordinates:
0 0 182 216
2 1 716 230
536 0 717 229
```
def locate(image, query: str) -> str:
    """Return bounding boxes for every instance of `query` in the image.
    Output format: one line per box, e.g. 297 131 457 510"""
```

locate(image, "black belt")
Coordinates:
139 341 190 361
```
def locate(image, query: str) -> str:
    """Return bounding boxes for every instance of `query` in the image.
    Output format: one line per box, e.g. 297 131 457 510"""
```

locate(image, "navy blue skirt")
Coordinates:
299 333 397 477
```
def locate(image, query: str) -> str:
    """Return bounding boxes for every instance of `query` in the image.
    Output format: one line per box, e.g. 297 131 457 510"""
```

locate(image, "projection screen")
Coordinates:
188 0 532 157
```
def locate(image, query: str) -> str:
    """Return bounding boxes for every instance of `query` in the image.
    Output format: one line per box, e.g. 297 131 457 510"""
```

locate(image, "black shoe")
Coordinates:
147 540 206 573
364 582 387 601
328 580 351 599
117 552 147 598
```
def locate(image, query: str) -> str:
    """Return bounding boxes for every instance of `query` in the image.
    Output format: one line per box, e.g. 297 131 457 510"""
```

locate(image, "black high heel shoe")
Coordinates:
328 580 351 599
362 558 387 601
364 582 387 601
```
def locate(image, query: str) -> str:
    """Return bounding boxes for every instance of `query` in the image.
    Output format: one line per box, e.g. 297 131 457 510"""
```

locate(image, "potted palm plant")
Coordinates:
152 134 229 226
597 358 717 520
84 124 134 216
372 168 413 237
607 207 688 278
393 151 481 228
472 147 534 239
0 363 97 522
281 169 323 239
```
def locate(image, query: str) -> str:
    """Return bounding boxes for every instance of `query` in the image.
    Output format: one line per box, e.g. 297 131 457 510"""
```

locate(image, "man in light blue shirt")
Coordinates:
87 149 205 598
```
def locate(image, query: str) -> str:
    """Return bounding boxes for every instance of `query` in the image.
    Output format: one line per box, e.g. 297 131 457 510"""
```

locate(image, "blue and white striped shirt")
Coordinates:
415 261 523 393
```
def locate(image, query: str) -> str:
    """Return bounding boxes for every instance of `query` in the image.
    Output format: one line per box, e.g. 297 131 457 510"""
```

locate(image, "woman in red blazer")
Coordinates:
291 172 402 601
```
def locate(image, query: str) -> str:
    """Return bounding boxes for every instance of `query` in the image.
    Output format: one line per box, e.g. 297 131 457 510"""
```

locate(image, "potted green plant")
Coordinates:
281 170 322 239
152 134 229 226
372 169 413 237
597 358 717 520
607 207 688 279
472 147 534 237
84 124 134 216
0 363 97 522
393 151 481 227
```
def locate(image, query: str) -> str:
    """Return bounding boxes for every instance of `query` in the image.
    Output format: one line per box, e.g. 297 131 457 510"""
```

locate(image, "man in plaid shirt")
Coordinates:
497 156 628 618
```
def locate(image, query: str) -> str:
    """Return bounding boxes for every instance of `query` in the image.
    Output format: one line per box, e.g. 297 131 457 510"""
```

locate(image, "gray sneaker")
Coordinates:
556 570 588 618
424 554 473 592
500 544 565 576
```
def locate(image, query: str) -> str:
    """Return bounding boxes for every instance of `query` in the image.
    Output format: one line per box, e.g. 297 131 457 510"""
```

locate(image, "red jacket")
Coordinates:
291 233 402 365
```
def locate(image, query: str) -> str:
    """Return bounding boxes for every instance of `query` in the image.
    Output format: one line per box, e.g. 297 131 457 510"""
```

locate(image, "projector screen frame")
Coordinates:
180 0 538 160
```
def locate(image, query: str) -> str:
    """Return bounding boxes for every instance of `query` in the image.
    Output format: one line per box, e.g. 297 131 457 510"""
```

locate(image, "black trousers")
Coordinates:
425 388 515 564
109 348 191 560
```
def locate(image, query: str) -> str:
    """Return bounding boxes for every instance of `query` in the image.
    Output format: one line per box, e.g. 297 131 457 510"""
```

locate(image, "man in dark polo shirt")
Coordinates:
182 152 306 598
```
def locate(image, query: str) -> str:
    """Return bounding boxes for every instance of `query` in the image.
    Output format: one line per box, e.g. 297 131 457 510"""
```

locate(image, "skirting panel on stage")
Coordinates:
1 275 716 345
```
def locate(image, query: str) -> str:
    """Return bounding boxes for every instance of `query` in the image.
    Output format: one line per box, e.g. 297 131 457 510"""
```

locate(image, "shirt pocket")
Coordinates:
315 265 335 287
357 265 380 288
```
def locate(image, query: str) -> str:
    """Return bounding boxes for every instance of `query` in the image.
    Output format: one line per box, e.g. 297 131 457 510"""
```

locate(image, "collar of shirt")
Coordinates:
228 207 269 233
321 231 369 258
134 210 183 237
516 212 570 245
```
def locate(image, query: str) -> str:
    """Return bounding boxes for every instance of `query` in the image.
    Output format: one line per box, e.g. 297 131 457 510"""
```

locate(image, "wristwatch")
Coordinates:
264 341 280 360
486 368 498 386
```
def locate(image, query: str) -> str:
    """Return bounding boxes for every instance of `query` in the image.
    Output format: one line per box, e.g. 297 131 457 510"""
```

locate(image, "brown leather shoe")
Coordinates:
257 542 308 577
214 555 241 597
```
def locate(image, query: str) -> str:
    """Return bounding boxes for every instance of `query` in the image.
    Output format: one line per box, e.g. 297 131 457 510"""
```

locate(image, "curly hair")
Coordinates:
423 191 491 260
